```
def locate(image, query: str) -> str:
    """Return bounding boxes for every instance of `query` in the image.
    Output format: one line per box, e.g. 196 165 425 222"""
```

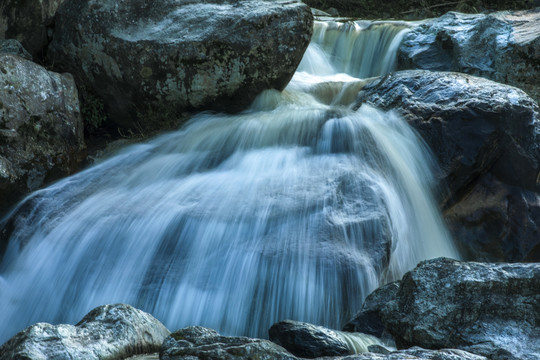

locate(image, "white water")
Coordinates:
0 21 458 344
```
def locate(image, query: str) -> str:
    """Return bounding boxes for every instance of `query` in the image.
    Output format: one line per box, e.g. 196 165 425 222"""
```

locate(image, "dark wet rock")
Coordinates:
160 326 296 360
269 320 351 358
356 70 540 200
48 0 313 130
367 345 393 355
398 10 540 104
346 258 540 359
0 39 32 60
342 281 399 339
356 70 540 262
0 0 66 58
444 175 540 262
0 304 171 360
0 54 85 216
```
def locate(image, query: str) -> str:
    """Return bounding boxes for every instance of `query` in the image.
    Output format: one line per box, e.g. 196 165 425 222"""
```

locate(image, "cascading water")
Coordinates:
0 20 458 344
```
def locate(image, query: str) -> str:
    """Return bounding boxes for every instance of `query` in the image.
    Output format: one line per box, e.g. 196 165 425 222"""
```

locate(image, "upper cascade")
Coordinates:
298 20 411 79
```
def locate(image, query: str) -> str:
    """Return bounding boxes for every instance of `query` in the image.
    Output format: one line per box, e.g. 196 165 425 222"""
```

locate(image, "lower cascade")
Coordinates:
0 20 458 343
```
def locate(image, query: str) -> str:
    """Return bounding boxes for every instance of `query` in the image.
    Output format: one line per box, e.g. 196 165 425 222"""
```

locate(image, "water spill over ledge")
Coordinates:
0 20 459 343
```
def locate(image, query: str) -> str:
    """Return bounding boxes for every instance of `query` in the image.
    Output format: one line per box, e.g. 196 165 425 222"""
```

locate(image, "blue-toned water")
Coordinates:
0 20 458 343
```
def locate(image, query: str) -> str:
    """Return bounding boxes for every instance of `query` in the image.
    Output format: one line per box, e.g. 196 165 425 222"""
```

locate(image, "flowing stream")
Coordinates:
0 20 458 344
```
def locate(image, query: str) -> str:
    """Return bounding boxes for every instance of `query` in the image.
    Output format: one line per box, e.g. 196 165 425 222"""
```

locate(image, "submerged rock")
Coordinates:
48 0 313 130
356 70 540 262
398 10 540 104
160 326 295 360
345 258 540 360
0 0 66 58
0 54 85 217
0 304 171 360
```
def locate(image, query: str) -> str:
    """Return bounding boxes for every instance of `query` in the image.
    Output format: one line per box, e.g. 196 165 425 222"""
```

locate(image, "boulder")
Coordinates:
269 320 351 358
345 258 540 360
160 326 296 360
0 39 32 60
356 70 540 261
0 0 66 59
47 0 313 130
0 303 171 360
0 54 86 217
398 10 540 105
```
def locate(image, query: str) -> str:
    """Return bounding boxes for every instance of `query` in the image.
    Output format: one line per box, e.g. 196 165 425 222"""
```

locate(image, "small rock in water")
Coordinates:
269 320 386 358
269 320 351 358
0 304 170 360
160 326 296 360
368 344 391 354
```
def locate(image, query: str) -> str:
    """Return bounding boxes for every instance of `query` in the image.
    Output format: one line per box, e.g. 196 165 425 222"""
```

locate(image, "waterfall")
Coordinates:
0 20 458 344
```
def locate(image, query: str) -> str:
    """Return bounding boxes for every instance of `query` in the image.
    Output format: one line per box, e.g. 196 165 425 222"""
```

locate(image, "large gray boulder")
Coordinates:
0 0 66 58
356 70 540 262
160 326 296 360
0 54 86 217
345 258 540 360
48 0 313 130
0 304 171 360
398 10 540 105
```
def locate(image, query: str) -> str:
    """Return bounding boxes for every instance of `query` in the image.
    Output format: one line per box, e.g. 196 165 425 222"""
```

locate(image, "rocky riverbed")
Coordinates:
1 258 538 359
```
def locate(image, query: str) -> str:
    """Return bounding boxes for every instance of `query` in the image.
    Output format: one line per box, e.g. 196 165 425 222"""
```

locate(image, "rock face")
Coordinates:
356 70 540 262
0 39 32 60
0 0 66 58
345 258 540 360
160 326 296 360
0 54 85 216
0 304 171 360
269 320 351 358
398 10 540 105
48 0 313 130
